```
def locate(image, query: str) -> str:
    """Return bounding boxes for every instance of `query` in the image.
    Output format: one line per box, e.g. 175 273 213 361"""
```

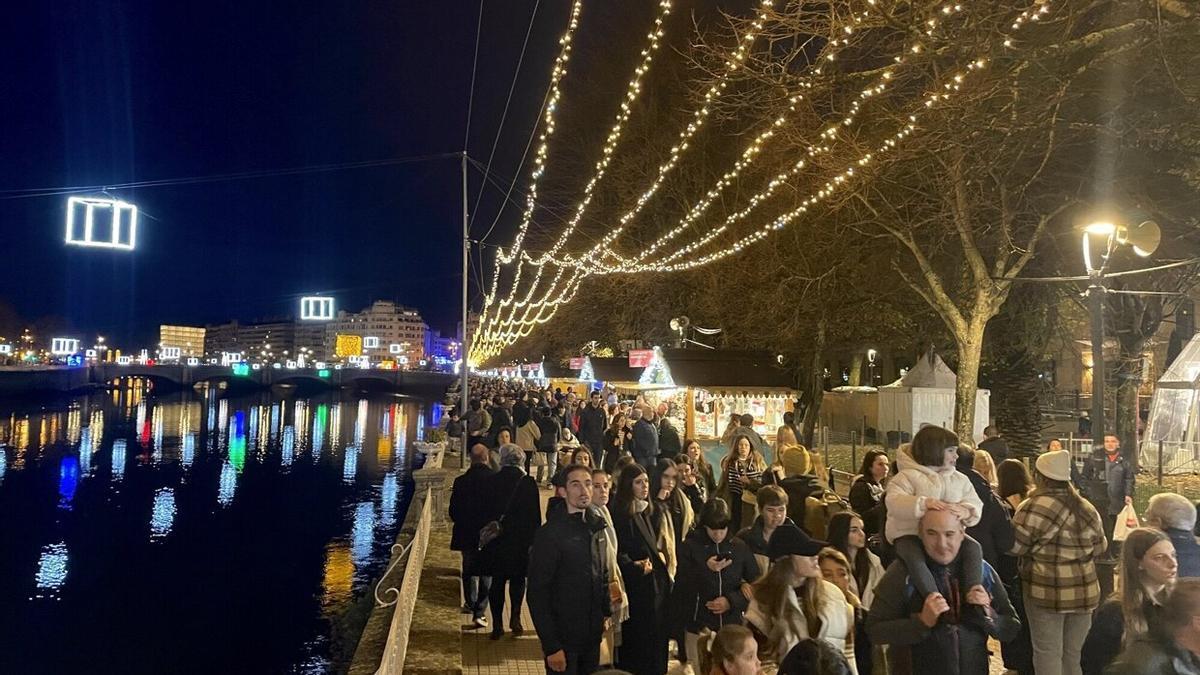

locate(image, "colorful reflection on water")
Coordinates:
0 387 426 673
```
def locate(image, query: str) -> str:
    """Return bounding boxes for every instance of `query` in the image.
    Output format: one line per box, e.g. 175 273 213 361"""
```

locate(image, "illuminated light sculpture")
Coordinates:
389 343 402 354
51 338 80 355
232 363 251 377
116 355 132 365
0 344 10 355
186 357 199 366
84 349 97 359
335 334 363 358
300 296 335 321
364 336 380 349
160 346 182 360
65 196 138 250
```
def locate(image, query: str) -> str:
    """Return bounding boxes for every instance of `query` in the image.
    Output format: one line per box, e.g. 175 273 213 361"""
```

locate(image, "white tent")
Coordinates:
1141 334 1200 474
877 351 990 442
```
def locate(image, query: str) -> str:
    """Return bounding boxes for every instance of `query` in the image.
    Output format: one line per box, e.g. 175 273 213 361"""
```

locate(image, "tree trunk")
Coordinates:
801 316 828 448
954 322 987 443
848 353 864 387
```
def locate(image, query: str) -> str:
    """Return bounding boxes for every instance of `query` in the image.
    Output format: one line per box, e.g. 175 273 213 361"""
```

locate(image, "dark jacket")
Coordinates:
866 556 1020 675
448 462 496 551
443 417 465 438
1083 597 1165 675
488 406 513 442
1104 454 1136 515
476 466 542 577
577 404 607 456
602 428 632 473
527 505 612 656
681 482 706 517
849 475 885 536
673 528 760 632
535 413 561 453
1168 527 1200 578
958 464 1015 570
513 399 531 429
978 436 1010 461
631 418 659 467
1104 633 1200 675
736 516 799 560
658 419 682 459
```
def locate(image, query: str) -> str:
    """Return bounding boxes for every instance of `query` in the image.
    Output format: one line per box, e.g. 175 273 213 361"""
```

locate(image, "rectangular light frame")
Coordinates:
65 197 138 250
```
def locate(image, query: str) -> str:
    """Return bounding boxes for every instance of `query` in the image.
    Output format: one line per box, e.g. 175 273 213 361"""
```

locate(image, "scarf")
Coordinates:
634 499 677 580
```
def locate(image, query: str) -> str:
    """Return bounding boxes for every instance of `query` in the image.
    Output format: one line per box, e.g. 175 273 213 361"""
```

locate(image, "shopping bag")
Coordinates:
1113 503 1139 542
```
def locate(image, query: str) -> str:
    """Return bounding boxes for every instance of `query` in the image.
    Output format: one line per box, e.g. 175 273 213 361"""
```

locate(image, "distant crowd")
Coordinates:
444 377 1200 675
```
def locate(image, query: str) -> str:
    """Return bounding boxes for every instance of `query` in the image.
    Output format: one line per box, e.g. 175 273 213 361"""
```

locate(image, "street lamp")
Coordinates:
1081 218 1161 444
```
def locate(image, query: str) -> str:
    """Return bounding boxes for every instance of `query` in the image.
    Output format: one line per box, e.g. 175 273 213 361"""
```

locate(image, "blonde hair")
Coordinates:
972 449 997 487
700 624 756 675
818 547 862 609
752 556 824 650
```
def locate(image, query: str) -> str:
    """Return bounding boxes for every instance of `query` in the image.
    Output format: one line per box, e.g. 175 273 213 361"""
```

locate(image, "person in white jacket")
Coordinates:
744 524 858 673
885 426 988 625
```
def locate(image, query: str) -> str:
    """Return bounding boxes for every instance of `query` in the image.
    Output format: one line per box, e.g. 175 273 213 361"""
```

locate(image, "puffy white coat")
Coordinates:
884 446 983 543
745 578 858 674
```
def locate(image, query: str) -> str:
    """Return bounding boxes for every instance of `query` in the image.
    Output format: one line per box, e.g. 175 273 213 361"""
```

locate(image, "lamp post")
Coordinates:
1081 219 1161 445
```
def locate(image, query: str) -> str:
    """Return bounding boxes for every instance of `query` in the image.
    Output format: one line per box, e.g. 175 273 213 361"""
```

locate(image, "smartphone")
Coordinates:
715 552 733 562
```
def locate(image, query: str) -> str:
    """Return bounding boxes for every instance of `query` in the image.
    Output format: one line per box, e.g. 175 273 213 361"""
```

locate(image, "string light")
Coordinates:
473 2 1054 362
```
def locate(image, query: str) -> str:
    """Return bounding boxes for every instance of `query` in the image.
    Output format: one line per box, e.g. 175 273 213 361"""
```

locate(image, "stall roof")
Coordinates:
586 357 644 384
656 348 794 389
542 362 576 379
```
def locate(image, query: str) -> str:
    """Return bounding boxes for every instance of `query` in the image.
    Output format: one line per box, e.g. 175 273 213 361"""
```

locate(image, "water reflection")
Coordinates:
380 472 399 528
217 461 237 506
33 542 68 599
0 390 424 673
343 445 359 484
350 501 375 567
150 488 176 540
58 456 80 509
281 426 295 467
111 439 127 481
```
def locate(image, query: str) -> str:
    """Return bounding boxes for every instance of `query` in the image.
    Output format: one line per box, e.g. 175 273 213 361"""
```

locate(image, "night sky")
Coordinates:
0 1 570 344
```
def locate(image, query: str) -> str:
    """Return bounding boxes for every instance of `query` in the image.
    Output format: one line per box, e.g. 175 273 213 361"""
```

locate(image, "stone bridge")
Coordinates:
0 364 454 398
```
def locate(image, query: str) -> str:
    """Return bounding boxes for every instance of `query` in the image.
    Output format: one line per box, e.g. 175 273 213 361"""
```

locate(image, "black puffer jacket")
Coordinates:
956 459 1015 570
673 528 761 632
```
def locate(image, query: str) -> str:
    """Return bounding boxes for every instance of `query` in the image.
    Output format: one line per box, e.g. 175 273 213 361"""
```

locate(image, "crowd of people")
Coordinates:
445 379 1200 675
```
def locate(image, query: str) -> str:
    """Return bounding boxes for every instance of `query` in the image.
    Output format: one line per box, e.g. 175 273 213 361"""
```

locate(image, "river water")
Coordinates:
0 384 436 674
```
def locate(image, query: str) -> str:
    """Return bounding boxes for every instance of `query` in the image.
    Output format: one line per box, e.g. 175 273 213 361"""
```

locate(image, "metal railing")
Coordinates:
373 488 434 675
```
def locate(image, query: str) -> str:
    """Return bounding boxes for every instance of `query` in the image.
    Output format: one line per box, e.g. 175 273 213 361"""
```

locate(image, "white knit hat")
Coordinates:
1035 449 1072 482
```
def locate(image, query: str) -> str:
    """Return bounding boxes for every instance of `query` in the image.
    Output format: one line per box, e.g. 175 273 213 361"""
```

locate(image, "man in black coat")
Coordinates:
449 443 495 626
978 425 1010 461
577 390 607 458
527 463 612 674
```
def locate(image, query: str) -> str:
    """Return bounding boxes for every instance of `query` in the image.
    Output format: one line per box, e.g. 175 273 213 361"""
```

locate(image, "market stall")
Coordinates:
629 347 796 443
1141 333 1200 474
877 350 989 443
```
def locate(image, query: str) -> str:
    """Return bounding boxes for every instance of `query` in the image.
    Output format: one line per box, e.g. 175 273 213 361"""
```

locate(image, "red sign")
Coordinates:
628 349 654 368
569 357 585 370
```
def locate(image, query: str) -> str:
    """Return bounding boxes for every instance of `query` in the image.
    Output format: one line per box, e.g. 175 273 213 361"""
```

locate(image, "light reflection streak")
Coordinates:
281 426 295 468
150 488 176 540
0 449 6 484
353 399 368 447
33 542 68 598
79 428 93 475
329 403 342 451
269 404 280 443
58 455 80 509
152 406 164 464
111 439 127 481
182 433 196 469
350 501 375 567
380 472 398 528
342 445 358 484
217 461 237 506
229 411 246 473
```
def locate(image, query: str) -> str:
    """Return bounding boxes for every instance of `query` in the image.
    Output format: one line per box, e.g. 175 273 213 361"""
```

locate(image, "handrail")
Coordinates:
373 486 434 675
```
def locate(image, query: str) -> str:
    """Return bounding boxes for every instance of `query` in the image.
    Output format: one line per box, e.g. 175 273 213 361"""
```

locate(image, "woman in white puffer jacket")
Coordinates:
885 427 987 620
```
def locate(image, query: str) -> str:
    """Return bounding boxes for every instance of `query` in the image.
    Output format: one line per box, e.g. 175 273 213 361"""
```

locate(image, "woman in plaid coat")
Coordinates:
1011 449 1107 675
